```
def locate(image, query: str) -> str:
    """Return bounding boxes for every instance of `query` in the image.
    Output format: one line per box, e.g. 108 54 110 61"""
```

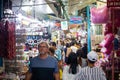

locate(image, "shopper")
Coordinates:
75 51 107 80
50 42 62 61
63 52 81 80
70 41 78 53
77 43 88 67
50 42 62 80
65 43 72 64
49 47 55 56
25 41 60 80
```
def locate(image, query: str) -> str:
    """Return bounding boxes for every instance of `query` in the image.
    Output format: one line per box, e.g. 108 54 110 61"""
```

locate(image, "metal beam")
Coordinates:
77 0 96 10
68 0 96 14
45 0 58 16
57 0 69 20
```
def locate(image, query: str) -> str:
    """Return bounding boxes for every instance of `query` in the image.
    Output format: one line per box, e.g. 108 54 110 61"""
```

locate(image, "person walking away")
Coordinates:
64 43 72 64
25 41 60 80
80 43 88 67
70 41 78 53
49 47 56 58
50 42 63 80
75 51 107 80
63 52 81 80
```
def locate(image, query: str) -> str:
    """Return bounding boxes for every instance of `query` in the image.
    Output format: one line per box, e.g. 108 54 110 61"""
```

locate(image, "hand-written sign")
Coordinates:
107 0 120 7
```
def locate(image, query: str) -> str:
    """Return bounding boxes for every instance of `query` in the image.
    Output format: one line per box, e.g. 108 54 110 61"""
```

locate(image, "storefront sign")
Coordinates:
69 16 83 24
107 0 120 7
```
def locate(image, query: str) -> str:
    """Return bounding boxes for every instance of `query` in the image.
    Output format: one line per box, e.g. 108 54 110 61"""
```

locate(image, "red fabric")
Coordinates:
6 21 16 59
0 21 16 59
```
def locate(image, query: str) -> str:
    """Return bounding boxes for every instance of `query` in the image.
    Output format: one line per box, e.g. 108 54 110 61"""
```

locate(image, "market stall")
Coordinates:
90 1 120 80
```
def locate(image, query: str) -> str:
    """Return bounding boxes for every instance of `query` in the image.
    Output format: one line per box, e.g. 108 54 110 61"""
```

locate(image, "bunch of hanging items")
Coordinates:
0 20 16 59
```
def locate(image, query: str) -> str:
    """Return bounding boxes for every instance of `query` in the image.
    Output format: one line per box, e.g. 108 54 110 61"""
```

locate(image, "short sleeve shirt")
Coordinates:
75 66 107 80
29 55 59 80
55 49 62 61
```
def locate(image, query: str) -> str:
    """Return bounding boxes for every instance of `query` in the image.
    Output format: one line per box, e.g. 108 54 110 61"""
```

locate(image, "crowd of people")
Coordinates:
25 38 107 80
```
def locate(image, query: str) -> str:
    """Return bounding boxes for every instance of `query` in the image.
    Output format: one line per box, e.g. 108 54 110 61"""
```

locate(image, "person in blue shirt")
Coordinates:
25 41 60 80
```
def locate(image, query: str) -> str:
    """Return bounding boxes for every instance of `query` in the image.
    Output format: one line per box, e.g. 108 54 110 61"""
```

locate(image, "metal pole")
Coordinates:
112 8 114 80
0 0 3 67
33 0 35 19
87 6 91 53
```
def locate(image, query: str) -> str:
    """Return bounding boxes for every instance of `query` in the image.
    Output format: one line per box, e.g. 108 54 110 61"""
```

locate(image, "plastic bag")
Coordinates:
91 6 109 24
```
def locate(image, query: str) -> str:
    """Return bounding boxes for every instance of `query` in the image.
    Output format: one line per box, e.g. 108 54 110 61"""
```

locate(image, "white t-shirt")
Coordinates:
63 65 81 80
70 46 78 53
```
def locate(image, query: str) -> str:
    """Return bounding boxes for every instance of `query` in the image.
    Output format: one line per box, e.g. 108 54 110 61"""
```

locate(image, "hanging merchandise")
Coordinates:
111 8 120 27
104 23 113 35
101 43 113 55
104 22 118 35
100 33 114 55
100 33 114 48
90 6 109 24
0 21 16 59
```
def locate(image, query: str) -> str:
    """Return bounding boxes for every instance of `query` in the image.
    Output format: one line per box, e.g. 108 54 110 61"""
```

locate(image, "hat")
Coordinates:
87 51 98 62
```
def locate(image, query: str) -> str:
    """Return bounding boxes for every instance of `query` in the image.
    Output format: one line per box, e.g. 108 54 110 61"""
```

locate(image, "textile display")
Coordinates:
0 21 16 59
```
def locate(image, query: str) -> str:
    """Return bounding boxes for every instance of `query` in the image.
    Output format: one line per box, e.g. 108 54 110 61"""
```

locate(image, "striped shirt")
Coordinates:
75 66 107 80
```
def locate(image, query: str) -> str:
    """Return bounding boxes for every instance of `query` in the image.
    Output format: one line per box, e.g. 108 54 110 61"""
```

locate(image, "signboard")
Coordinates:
107 0 120 7
69 16 83 24
61 21 68 30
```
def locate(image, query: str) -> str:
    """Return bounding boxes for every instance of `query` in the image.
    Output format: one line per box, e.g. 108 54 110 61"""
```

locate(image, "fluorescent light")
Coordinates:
16 13 40 25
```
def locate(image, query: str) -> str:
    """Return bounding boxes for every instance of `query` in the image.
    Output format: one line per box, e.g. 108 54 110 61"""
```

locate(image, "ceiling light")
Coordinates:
80 1 83 4
48 0 56 2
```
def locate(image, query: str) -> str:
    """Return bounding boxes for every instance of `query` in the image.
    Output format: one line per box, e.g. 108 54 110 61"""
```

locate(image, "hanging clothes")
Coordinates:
7 21 16 59
0 21 16 59
0 21 8 57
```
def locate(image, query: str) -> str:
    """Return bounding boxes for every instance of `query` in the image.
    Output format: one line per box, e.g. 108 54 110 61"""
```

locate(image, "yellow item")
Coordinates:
59 69 63 80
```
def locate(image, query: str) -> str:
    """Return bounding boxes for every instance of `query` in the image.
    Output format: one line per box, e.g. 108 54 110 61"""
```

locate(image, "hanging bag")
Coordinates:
91 6 109 24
